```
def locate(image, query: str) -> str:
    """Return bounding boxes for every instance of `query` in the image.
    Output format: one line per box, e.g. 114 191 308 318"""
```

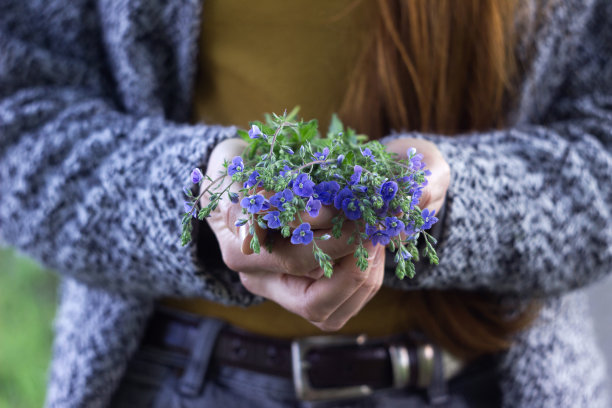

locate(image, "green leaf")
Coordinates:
237 129 250 142
250 234 260 254
328 113 344 136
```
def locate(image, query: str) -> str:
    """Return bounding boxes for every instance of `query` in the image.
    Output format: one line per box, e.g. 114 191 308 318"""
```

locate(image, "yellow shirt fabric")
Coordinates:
162 0 418 338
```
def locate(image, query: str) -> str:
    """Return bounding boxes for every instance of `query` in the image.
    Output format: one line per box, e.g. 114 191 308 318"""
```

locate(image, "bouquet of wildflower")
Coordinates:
181 109 439 279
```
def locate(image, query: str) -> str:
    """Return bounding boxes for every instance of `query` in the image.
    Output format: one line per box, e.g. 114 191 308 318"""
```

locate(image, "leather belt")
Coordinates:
143 306 464 401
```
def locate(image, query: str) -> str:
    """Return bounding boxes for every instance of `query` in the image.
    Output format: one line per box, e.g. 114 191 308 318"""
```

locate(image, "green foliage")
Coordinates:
0 248 57 408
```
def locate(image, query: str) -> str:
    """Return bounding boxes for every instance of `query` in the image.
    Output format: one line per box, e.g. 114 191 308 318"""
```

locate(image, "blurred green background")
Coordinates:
0 247 57 408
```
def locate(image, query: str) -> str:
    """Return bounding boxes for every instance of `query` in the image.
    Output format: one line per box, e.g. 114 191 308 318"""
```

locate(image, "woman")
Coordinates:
0 0 610 407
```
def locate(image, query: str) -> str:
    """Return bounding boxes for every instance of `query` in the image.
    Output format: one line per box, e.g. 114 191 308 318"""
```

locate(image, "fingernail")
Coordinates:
239 225 248 242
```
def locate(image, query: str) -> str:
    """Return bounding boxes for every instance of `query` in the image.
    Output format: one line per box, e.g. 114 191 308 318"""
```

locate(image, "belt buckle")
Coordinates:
291 334 375 401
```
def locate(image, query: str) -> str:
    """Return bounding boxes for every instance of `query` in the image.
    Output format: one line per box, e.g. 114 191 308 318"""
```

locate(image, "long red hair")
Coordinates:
340 0 539 359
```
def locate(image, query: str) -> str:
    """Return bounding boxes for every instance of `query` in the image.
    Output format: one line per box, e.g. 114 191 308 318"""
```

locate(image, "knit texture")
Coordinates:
0 0 610 407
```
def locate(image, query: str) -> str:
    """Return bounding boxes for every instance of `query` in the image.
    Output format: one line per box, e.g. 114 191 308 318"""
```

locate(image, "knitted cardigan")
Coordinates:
0 0 610 407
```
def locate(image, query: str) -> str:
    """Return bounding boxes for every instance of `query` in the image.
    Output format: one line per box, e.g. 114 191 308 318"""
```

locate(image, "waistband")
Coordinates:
141 304 471 402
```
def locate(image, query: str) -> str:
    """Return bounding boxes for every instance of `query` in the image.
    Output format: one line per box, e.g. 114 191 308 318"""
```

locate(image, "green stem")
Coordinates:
188 173 226 215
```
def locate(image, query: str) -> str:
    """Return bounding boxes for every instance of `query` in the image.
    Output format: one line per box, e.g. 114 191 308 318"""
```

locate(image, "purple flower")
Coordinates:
380 181 398 202
243 171 262 188
249 125 262 139
337 154 345 165
229 192 239 203
291 223 313 245
421 209 438 230
407 148 425 170
270 189 293 211
261 200 271 211
184 201 197 218
313 147 329 161
293 173 315 197
366 224 390 246
360 147 376 162
279 165 292 178
349 165 363 185
375 201 389 217
263 211 281 229
191 168 203 184
306 197 322 217
235 218 248 227
333 187 354 209
342 197 362 220
404 221 418 238
384 217 405 236
228 156 244 176
314 181 340 205
240 194 265 213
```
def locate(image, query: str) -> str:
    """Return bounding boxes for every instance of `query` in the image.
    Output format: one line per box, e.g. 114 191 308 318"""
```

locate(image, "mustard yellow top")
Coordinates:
162 0 418 338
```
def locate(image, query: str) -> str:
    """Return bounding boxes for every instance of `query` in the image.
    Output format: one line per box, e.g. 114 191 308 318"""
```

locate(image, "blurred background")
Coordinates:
0 247 610 407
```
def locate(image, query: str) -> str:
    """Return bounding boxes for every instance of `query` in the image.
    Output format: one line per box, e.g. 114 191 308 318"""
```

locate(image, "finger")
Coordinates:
290 205 340 229
316 246 385 331
263 220 359 274
240 242 378 324
240 219 267 255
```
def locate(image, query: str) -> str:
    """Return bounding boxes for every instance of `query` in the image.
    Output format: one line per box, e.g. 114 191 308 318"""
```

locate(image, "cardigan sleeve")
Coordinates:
382 0 612 298
0 0 256 303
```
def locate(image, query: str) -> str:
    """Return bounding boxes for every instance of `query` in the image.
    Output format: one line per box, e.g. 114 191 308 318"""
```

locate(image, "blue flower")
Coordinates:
349 165 362 185
228 156 244 176
191 168 203 184
279 165 292 178
293 173 315 197
270 189 293 211
380 181 398 202
263 211 281 229
333 187 354 209
342 197 362 220
407 148 425 170
314 181 340 205
243 171 262 188
337 154 345 165
421 209 438 230
384 217 405 236
306 197 322 217
184 201 197 218
404 221 418 237
235 218 248 227
395 249 412 262
360 147 376 162
229 192 239 203
240 194 265 213
366 224 390 246
291 223 313 245
313 147 329 161
248 125 262 139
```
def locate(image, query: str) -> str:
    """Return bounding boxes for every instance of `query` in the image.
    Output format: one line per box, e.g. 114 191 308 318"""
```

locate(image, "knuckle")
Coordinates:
221 251 241 272
301 301 327 323
346 268 369 286
280 256 308 276
318 320 346 332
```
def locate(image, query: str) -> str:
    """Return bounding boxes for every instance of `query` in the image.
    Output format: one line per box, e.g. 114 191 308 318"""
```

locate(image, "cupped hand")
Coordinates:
384 137 450 214
202 138 359 280
239 242 385 332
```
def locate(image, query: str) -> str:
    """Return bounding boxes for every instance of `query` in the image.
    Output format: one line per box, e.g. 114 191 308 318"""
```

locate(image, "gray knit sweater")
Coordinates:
0 0 610 407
